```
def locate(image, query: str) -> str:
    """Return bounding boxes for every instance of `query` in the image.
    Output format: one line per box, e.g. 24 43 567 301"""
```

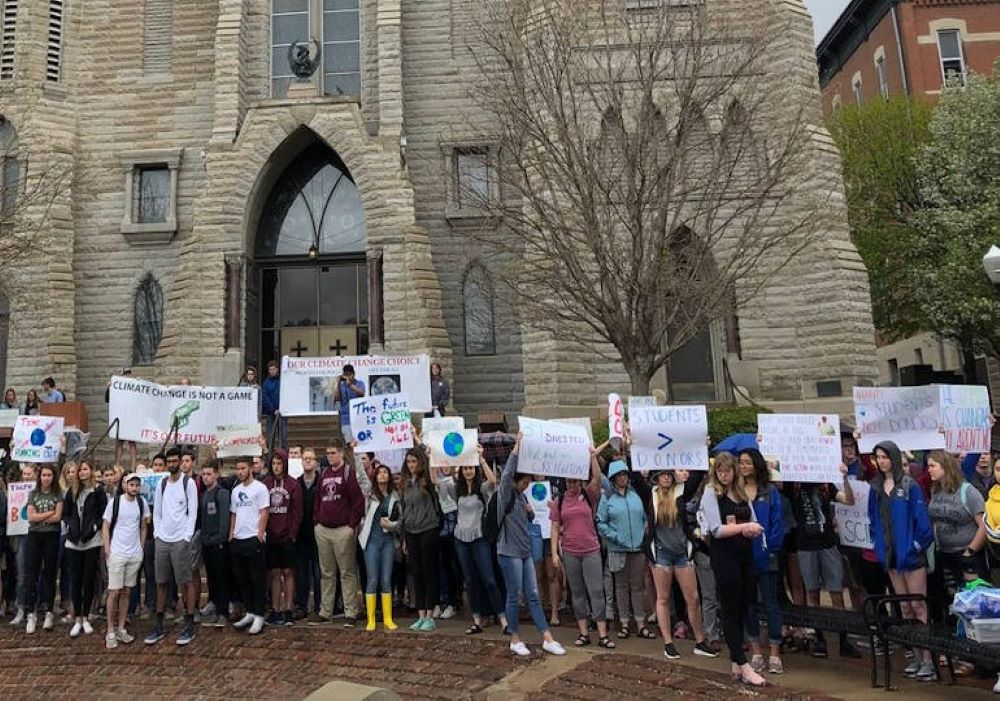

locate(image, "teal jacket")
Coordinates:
597 464 647 553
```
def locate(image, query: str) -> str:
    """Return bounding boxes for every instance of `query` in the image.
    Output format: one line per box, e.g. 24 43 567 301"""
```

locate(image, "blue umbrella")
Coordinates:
712 433 758 454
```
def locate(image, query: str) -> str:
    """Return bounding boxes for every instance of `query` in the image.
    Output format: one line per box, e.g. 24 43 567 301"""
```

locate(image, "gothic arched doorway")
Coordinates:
250 138 368 366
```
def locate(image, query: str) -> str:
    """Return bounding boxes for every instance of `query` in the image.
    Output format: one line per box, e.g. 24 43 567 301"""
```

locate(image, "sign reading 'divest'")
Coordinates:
279 355 431 415
349 393 413 453
758 413 841 484
12 415 64 463
109 377 258 445
629 405 709 471
853 386 945 453
518 417 590 480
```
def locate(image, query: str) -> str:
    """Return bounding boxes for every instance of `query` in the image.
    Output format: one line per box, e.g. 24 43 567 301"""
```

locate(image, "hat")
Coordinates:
124 473 141 483
121 367 132 374
608 460 629 479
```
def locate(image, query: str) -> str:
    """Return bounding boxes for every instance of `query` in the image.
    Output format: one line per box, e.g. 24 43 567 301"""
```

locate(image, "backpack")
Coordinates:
108 494 146 543
160 474 191 516
481 489 516 545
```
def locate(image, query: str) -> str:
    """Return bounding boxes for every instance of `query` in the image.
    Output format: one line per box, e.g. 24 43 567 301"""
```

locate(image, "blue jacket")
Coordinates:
597 465 647 553
750 484 784 573
868 476 934 571
261 375 280 416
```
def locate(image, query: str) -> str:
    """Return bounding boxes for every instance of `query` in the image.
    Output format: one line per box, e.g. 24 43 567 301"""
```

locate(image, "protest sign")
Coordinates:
422 417 464 434
608 393 625 445
12 415 63 463
517 417 590 480
758 414 842 483
629 405 709 471
137 473 163 510
349 393 413 452
279 354 432 415
6 482 33 537
628 396 657 415
853 386 944 453
215 424 263 459
834 479 873 549
426 428 479 468
0 408 18 429
528 481 552 539
375 448 407 474
554 418 594 446
109 377 258 445
939 384 991 453
287 458 304 479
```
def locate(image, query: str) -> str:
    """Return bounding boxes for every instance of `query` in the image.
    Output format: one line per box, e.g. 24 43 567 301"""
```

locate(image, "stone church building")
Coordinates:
0 0 877 438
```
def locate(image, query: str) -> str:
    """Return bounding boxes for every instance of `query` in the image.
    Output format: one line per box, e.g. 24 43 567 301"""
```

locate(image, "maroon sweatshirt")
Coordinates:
263 474 302 543
313 464 364 530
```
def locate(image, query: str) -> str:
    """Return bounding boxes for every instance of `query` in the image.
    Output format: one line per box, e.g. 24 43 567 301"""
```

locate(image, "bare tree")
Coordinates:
463 1 822 394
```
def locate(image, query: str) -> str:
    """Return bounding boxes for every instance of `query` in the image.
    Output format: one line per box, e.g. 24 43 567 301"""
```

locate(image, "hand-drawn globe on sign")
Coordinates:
442 432 464 457
30 428 46 446
531 483 548 501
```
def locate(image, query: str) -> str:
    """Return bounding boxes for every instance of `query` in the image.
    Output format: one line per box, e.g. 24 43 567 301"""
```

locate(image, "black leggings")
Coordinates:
66 547 101 617
405 529 439 611
712 549 756 665
24 531 59 614
230 538 266 616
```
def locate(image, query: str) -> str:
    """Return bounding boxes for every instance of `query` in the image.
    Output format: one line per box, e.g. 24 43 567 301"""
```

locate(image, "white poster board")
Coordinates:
287 458 304 479
374 449 407 474
11 415 64 463
109 377 258 445
758 414 842 483
422 417 464 434
279 354 432 415
627 396 657 414
608 393 625 444
517 417 590 479
137 474 163 510
6 482 34 536
528 480 552 539
426 428 479 468
853 386 944 453
0 409 18 429
834 479 873 549
348 393 413 452
554 418 594 446
629 405 709 470
939 384 992 453
215 424 263 459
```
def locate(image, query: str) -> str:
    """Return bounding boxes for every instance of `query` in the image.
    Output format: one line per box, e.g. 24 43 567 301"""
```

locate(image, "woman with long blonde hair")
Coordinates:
62 459 108 638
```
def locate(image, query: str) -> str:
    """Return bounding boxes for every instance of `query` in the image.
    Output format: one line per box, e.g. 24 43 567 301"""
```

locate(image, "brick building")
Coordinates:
818 0 1000 115
0 0 876 440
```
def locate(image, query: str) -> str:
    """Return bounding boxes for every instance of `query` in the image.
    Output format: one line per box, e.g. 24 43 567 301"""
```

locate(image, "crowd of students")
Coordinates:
0 417 996 690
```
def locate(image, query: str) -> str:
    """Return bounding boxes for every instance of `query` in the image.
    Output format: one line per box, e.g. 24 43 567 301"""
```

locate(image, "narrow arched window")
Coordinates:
133 274 164 365
0 117 19 216
463 264 495 356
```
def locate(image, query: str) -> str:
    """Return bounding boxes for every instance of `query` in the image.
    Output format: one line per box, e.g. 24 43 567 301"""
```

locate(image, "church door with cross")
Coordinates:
251 136 370 366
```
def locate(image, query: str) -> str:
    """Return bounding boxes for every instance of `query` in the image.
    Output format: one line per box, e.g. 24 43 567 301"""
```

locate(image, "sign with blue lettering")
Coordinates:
629 405 709 471
853 386 945 453
938 384 991 453
518 416 590 479
759 413 842 483
349 392 413 453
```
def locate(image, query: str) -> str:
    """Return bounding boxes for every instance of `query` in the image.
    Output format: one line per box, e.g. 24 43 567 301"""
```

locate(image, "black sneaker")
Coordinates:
812 638 829 658
343 616 357 629
265 611 282 626
283 611 294 627
663 642 681 659
176 622 196 646
839 640 862 659
144 623 166 645
693 640 718 658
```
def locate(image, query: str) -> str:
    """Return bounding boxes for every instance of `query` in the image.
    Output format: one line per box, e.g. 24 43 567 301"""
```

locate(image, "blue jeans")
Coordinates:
455 538 504 617
363 528 394 594
498 554 548 637
746 569 783 644
295 538 322 612
265 414 287 450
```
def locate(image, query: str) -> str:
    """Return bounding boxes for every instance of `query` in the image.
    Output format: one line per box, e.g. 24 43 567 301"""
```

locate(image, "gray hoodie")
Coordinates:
497 453 532 559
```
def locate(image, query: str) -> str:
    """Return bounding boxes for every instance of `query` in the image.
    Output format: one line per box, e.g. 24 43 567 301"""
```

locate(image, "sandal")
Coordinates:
465 624 483 635
637 627 656 639
617 626 631 639
598 636 616 649
575 634 591 647
550 617 562 627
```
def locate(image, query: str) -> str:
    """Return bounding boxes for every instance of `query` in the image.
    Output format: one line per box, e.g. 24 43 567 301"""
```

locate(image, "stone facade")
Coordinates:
0 0 877 443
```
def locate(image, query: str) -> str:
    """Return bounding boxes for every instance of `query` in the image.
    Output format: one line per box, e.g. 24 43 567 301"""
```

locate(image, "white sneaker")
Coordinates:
116 629 135 644
248 615 264 635
510 641 531 657
9 608 24 626
105 632 118 649
233 613 254 630
993 673 1000 694
69 621 83 638
440 605 456 620
193 611 202 624
42 612 54 631
82 619 94 635
199 601 216 618
25 613 36 634
432 605 442 619
542 640 566 656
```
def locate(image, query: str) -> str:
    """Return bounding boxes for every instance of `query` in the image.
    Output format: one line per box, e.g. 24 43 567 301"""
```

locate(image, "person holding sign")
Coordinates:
398 448 442 632
699 453 766 687
597 461 653 641
868 441 935 682
22 465 63 635
333 365 366 434
357 463 400 632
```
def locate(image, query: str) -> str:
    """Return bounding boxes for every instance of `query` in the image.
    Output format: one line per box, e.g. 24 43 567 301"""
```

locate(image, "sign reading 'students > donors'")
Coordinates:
279 354 432 415
518 417 591 480
109 377 258 445
629 405 709 470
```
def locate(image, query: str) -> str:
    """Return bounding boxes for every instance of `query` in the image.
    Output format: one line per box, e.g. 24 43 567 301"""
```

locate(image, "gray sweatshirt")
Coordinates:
497 453 532 559
399 479 440 535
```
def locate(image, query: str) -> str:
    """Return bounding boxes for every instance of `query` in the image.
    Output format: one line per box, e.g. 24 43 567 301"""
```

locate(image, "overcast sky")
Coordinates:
805 0 852 45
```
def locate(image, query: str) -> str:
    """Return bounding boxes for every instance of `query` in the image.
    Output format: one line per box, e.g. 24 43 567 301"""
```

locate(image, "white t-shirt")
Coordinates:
152 475 199 543
102 496 145 559
230 480 269 540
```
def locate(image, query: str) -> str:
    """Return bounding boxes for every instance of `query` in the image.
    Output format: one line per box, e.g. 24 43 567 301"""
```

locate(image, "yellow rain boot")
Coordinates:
381 593 398 630
365 594 377 631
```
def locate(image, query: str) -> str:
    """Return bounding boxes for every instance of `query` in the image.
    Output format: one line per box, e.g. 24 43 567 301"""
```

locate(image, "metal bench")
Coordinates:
781 603 880 686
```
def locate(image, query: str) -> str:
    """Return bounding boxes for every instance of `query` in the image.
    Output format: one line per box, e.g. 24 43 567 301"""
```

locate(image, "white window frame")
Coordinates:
936 28 966 87
270 0 361 101
119 148 183 244
851 71 863 104
874 46 889 98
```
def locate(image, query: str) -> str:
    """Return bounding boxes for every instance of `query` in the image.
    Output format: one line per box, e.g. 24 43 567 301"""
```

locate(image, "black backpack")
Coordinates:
108 494 146 542
481 489 516 544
